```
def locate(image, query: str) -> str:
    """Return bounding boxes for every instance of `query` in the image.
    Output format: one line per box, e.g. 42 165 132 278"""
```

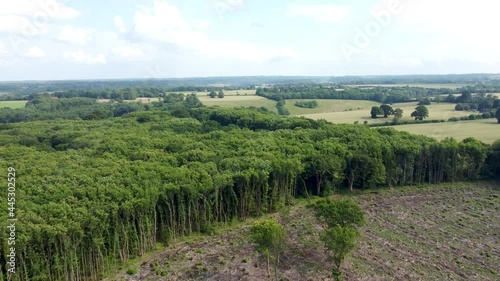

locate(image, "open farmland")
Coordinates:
346 83 470 89
298 101 472 124
198 95 277 111
285 99 380 115
119 182 500 281
384 119 500 144
194 89 256 96
0 100 27 109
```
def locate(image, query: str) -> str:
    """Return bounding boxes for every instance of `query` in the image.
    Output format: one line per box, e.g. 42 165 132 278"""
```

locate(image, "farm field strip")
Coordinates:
384 119 500 144
0 100 28 109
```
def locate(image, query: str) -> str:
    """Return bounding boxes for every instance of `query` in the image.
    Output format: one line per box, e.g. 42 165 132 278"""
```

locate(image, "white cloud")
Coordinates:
132 1 296 62
63 50 106 64
0 15 48 35
286 4 350 23
112 46 144 58
0 0 79 19
22 46 46 58
114 15 127 33
0 42 8 57
57 26 91 45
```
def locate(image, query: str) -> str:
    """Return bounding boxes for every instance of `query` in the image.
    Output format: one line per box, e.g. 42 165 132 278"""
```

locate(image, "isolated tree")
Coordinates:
445 94 456 103
380 104 394 118
250 219 285 277
218 90 225 98
321 225 358 280
310 198 365 281
370 106 382 118
496 108 500 123
393 108 403 120
411 105 429 120
209 91 217 98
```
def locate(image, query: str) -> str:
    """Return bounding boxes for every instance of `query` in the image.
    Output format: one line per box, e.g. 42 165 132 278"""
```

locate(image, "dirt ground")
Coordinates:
115 182 500 281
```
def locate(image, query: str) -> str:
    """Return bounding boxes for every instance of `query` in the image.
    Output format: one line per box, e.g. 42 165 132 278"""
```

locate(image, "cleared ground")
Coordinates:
383 119 500 144
285 99 380 115
116 182 500 281
0 100 28 109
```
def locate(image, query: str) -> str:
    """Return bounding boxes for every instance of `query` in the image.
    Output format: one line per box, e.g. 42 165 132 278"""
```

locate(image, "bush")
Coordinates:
127 268 139 275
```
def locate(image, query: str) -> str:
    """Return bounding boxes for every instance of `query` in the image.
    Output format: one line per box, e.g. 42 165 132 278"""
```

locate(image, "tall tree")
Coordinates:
380 104 394 118
310 198 365 281
496 108 500 124
218 90 225 98
411 105 429 120
393 108 403 119
209 91 217 98
370 106 382 118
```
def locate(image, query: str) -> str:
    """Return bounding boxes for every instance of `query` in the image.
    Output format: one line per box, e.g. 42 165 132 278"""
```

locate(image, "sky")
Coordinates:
0 0 500 81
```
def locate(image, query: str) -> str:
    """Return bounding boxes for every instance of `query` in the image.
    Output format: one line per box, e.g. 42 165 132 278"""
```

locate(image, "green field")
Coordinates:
195 89 256 97
298 101 472 124
383 119 500 144
199 95 277 111
347 83 469 89
0 100 27 109
285 99 380 115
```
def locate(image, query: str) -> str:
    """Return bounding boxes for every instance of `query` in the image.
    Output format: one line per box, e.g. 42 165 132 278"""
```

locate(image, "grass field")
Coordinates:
285 99 380 115
383 119 500 144
347 83 469 89
0 100 27 109
116 182 500 281
199 95 277 112
194 90 256 97
298 101 472 125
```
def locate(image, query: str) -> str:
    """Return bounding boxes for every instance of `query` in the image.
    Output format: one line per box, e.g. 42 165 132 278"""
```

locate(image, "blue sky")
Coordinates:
0 0 499 80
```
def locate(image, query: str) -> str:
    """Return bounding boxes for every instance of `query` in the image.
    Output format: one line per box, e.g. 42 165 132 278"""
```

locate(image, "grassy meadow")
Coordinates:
285 99 380 115
346 83 470 89
199 95 277 112
0 100 28 109
383 119 500 144
297 101 473 125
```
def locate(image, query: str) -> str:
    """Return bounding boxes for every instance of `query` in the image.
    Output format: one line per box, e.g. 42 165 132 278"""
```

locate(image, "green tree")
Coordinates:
411 105 429 120
209 91 217 98
370 106 382 118
250 219 286 277
380 104 394 118
496 108 500 124
310 198 365 281
321 225 359 281
393 108 403 120
218 90 225 98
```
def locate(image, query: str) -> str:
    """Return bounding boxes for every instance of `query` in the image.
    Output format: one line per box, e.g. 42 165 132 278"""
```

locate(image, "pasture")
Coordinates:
346 83 469 89
198 95 277 111
297 101 473 125
0 100 28 109
194 89 256 97
285 99 379 115
383 119 500 144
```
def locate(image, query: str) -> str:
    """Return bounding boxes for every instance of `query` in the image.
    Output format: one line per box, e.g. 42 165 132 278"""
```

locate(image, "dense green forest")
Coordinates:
0 92 499 280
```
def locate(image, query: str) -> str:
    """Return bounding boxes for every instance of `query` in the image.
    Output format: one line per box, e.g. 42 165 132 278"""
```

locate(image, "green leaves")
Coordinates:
250 219 285 254
310 198 365 228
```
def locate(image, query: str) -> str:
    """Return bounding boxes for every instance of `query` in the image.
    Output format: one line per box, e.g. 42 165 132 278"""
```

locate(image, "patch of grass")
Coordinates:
0 100 28 109
126 268 139 275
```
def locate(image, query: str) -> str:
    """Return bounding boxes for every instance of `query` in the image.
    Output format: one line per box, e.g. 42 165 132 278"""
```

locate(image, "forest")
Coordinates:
0 92 499 280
